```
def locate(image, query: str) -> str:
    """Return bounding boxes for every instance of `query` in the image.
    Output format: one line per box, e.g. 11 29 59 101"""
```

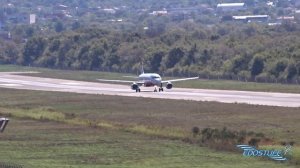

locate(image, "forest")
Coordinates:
1 21 300 83
0 0 300 84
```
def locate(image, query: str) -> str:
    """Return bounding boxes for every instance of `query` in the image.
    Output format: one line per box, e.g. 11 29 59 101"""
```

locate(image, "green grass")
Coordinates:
0 89 300 143
174 79 300 93
0 65 132 81
0 88 299 143
1 64 300 93
261 145 300 165
0 107 186 139
0 118 297 168
0 88 299 167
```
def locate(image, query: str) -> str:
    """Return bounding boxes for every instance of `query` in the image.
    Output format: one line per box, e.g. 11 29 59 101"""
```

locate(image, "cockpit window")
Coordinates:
151 76 160 79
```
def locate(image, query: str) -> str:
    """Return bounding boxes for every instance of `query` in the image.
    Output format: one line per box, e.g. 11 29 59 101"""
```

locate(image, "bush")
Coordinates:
198 127 269 151
192 126 200 137
248 138 260 147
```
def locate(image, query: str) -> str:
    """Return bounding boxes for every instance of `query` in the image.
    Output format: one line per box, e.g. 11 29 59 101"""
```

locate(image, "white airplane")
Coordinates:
97 66 198 92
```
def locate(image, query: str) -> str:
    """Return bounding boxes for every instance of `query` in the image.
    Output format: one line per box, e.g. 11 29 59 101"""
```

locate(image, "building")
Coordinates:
277 16 295 22
150 10 168 16
57 4 68 10
217 3 246 12
103 8 116 14
29 14 36 24
266 1 275 7
232 15 269 23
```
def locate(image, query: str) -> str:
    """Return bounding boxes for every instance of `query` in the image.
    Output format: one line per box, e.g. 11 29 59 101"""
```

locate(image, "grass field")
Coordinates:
1 65 300 93
0 88 299 167
1 119 296 168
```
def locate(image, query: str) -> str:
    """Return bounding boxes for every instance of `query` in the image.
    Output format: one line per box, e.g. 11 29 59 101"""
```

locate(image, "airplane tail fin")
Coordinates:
141 63 144 74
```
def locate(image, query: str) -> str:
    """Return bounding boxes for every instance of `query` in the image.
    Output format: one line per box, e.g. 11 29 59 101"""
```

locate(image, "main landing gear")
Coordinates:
154 84 164 92
136 88 141 92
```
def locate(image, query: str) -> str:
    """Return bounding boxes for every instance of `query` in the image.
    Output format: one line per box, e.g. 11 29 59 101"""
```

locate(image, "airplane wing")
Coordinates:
122 76 139 78
162 77 198 83
97 79 144 85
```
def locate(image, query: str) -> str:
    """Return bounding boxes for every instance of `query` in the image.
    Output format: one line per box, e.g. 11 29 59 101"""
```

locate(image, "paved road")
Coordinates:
0 72 300 107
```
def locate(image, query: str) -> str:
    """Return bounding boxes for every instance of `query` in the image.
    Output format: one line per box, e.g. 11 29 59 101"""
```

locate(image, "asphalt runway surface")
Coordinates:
0 72 300 107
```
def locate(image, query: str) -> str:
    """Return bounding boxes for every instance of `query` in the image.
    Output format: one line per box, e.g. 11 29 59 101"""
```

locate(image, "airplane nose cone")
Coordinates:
157 78 162 84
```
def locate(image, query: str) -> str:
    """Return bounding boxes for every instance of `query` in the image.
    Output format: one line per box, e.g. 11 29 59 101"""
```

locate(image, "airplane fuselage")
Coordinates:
138 73 162 87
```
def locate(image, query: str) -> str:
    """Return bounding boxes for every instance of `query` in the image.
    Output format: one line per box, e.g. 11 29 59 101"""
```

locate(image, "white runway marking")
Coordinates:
0 83 23 87
60 82 83 85
0 72 300 107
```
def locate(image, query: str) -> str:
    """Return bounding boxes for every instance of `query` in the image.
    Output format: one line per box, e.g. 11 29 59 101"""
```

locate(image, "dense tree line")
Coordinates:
1 22 300 83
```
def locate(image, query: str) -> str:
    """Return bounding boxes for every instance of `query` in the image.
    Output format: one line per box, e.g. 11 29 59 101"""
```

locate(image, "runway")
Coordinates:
0 72 300 107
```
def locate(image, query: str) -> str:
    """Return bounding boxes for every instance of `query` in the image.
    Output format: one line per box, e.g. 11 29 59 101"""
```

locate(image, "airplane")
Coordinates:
97 66 198 92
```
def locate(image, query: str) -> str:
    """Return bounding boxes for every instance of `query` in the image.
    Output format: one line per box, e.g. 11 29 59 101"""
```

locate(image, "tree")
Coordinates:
184 44 197 66
78 0 88 8
49 39 60 52
88 44 104 70
270 59 288 77
145 17 168 37
286 63 297 80
230 55 250 75
150 51 164 72
297 63 300 76
199 49 211 64
277 0 290 8
22 37 47 66
72 21 81 30
77 45 90 69
281 21 297 32
0 42 19 64
25 26 35 38
55 21 65 33
244 0 255 7
221 15 233 22
250 56 264 77
165 47 184 68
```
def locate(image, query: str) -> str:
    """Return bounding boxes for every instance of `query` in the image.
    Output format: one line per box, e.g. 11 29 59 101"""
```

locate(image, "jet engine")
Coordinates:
166 82 173 89
131 83 139 90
